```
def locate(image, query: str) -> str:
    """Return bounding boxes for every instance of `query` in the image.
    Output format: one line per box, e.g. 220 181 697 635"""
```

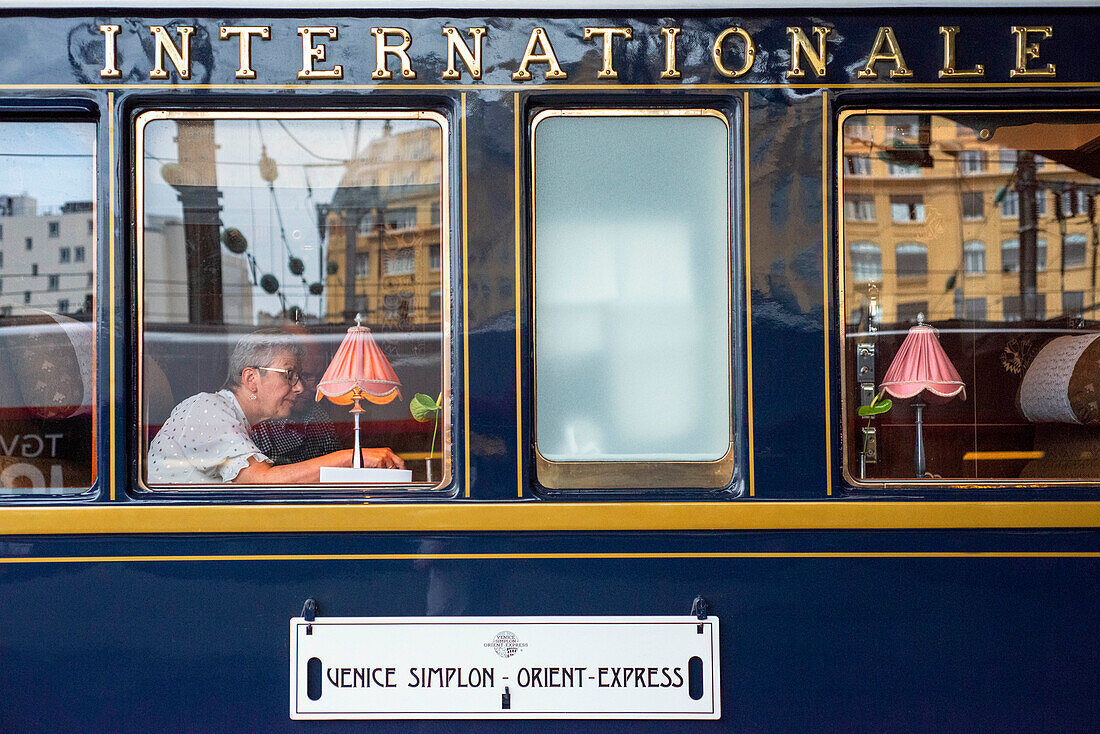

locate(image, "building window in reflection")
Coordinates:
891 195 925 222
1002 238 1047 273
896 300 928 323
895 242 928 278
850 241 882 283
1063 290 1085 317
959 150 985 174
1065 234 1088 268
845 154 872 176
384 247 415 276
962 191 984 220
955 296 987 321
845 194 876 222
964 241 986 275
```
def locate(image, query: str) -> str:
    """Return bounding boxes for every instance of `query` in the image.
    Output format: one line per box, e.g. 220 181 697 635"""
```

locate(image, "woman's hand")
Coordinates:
233 448 405 483
358 447 405 469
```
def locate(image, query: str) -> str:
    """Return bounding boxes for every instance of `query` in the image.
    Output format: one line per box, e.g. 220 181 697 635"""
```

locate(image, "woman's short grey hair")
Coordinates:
225 329 302 388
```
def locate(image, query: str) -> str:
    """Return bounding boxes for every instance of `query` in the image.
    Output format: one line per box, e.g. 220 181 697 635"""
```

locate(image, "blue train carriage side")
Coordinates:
0 1 1098 731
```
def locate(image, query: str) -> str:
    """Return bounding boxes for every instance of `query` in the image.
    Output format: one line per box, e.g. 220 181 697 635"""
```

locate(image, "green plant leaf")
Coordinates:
857 398 893 417
410 393 441 422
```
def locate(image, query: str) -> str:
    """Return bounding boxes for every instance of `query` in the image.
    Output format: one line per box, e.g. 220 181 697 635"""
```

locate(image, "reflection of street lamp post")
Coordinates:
340 208 360 323
1015 150 1040 320
161 120 224 325
338 205 385 323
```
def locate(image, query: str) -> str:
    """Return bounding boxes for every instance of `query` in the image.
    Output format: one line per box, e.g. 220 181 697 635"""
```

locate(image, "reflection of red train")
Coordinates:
0 310 94 491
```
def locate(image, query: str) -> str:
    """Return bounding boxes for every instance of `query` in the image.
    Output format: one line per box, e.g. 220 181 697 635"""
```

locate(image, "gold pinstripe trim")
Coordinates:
822 91 833 496
744 92 755 496
1 551 1097 564
461 92 471 498
514 93 524 497
108 91 116 501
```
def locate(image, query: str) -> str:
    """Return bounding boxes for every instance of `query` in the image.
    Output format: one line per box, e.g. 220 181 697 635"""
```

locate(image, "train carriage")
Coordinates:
0 1 1098 731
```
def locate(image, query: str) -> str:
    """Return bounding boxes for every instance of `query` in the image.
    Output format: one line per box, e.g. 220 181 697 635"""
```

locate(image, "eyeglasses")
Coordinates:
251 365 301 387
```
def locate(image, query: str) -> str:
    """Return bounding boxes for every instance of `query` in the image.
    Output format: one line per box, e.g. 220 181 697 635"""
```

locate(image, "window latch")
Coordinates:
302 597 319 635
692 595 709 633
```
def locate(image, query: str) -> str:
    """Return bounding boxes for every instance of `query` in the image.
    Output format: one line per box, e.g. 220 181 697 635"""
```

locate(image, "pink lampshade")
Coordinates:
880 323 966 403
316 324 401 406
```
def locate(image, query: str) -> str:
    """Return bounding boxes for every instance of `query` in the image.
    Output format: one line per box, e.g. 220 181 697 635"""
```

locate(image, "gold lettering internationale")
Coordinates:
785 26 832 78
938 26 984 78
857 27 913 79
149 25 194 80
582 26 633 79
372 27 417 80
220 26 271 79
712 27 756 78
297 26 342 80
1011 26 1056 78
660 27 681 79
98 24 120 78
512 28 567 80
441 27 486 80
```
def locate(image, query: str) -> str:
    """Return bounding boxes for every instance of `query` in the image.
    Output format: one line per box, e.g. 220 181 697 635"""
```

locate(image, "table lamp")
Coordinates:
316 316 411 482
879 315 965 477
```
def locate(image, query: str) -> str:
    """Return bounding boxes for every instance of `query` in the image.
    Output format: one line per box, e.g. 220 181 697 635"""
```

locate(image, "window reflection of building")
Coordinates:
320 124 442 329
142 214 253 324
843 114 1100 325
0 123 96 493
0 198 94 318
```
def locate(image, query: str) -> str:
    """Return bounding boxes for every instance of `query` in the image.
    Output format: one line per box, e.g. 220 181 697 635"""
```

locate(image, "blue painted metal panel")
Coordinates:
0 7 1096 731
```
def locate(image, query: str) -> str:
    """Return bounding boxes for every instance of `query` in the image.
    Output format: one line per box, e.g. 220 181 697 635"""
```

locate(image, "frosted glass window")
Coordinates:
533 110 732 477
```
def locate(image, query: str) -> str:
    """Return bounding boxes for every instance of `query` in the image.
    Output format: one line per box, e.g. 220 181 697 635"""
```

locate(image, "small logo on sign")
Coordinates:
484 630 527 658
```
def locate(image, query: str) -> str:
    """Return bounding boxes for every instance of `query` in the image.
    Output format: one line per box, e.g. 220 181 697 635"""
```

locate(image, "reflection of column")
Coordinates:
175 186 224 324
1016 150 1040 320
341 210 360 322
167 120 223 325
375 211 386 324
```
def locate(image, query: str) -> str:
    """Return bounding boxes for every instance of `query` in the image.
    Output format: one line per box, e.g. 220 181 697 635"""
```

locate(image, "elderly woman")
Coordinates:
147 330 404 484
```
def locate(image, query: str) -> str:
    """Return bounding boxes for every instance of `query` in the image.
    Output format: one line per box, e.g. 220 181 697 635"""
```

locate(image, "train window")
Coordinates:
840 109 1100 484
0 121 96 495
531 109 735 490
136 111 450 490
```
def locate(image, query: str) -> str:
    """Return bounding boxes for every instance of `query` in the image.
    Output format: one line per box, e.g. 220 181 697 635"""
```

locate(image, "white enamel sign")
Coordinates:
289 616 720 720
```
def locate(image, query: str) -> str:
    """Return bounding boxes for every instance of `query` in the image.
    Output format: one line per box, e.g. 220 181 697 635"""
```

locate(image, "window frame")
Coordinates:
529 106 739 494
0 114 98 501
838 106 1100 490
133 109 453 496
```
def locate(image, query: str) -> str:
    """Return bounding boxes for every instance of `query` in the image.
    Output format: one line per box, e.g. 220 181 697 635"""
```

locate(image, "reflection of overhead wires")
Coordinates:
142 150 345 169
0 152 92 158
256 121 312 317
276 119 348 162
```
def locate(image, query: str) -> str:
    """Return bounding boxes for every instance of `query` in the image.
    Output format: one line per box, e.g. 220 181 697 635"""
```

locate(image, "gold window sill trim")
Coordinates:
534 446 737 490
2 500 1100 535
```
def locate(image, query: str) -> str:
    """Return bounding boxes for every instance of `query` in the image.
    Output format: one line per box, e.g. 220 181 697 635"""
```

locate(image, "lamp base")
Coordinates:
320 467 413 483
